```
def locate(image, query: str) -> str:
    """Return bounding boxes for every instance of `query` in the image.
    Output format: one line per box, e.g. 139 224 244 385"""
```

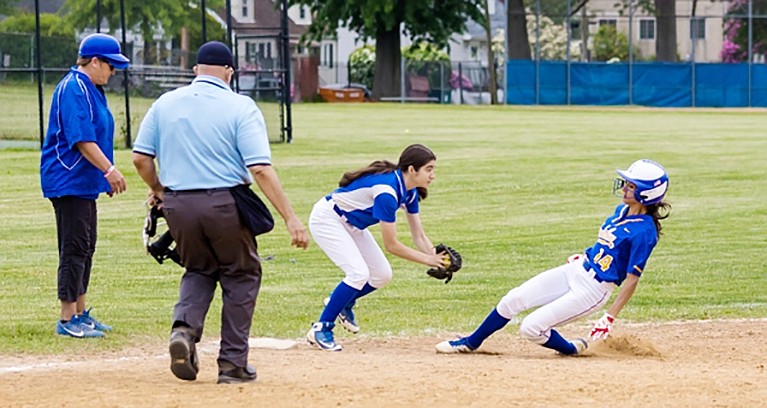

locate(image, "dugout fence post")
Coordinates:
119 0 132 147
565 0 571 105
534 0 541 105
628 0 634 105
280 0 292 143
201 0 208 43
225 0 233 48
34 0 44 147
747 0 753 107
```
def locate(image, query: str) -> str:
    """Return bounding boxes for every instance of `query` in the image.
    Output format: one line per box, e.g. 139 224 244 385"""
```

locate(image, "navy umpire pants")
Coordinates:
162 188 262 369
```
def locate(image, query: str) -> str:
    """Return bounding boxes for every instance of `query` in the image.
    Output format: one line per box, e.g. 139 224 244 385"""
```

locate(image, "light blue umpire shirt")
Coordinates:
133 75 271 190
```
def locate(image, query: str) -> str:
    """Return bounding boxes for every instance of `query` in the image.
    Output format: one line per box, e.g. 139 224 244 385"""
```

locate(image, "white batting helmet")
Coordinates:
614 159 669 205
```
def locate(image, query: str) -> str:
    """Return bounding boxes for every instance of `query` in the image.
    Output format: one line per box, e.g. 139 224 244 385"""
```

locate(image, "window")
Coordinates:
299 6 306 19
569 20 581 40
322 43 334 68
639 19 655 40
242 2 248 18
259 42 272 60
246 41 273 64
599 19 617 27
690 18 705 39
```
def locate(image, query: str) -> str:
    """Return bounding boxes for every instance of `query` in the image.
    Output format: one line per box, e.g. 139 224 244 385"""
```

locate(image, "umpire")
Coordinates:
132 41 309 384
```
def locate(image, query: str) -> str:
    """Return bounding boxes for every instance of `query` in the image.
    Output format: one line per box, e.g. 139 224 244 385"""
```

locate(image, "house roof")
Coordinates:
226 0 306 40
464 0 506 40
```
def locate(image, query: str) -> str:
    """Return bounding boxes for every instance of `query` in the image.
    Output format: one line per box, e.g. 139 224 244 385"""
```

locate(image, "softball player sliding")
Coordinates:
306 144 447 351
436 159 671 356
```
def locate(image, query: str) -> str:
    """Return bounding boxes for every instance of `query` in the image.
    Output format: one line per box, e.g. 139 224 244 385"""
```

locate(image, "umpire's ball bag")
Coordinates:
230 184 275 236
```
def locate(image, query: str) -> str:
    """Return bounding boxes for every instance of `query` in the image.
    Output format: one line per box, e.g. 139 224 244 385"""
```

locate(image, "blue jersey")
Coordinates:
327 169 419 230
584 204 658 286
40 68 115 199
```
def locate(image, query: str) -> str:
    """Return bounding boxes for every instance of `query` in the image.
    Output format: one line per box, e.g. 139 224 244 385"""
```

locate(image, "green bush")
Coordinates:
592 25 642 62
348 45 375 89
348 43 450 91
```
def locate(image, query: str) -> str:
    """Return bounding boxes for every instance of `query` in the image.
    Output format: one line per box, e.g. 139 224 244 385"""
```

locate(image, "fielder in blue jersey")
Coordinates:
306 144 448 351
436 159 671 356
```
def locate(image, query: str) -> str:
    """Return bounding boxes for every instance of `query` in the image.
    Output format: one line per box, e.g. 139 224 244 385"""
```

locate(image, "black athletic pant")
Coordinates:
51 196 97 302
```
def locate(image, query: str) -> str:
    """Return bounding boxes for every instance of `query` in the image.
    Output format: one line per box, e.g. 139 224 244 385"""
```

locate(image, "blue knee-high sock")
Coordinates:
465 308 510 349
351 283 377 302
541 329 576 355
320 282 359 323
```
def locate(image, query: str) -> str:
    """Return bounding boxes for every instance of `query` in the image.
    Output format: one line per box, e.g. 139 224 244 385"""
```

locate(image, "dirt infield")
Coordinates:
2 319 765 408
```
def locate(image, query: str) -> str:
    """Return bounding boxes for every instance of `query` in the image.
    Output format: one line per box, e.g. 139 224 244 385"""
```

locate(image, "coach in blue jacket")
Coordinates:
40 33 129 339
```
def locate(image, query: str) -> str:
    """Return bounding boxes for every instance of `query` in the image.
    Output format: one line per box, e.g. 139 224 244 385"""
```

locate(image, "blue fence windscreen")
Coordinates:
506 60 767 107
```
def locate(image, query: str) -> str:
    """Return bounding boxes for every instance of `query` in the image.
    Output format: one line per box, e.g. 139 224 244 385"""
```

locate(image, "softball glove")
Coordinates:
427 244 462 284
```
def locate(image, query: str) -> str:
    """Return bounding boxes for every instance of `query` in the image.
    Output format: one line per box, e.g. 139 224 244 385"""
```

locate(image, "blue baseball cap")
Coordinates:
79 33 130 69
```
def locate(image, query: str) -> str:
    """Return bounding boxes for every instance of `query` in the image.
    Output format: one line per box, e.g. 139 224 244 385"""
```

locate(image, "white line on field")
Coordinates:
0 337 299 375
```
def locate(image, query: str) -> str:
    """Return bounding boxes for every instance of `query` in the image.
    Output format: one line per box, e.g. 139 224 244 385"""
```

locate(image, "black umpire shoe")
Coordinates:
169 327 199 381
217 363 257 384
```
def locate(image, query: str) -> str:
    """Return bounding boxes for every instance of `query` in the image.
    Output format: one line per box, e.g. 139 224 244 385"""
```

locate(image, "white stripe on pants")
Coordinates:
308 198 392 290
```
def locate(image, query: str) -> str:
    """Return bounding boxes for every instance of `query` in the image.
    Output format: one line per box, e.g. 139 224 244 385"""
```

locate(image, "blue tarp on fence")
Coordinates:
506 60 767 107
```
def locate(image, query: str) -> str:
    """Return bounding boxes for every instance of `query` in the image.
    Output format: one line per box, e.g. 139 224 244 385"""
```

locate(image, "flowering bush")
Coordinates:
721 0 767 62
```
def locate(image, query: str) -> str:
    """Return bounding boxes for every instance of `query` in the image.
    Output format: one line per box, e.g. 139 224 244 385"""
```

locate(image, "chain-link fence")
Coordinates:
335 59 501 105
0 33 291 146
509 0 767 107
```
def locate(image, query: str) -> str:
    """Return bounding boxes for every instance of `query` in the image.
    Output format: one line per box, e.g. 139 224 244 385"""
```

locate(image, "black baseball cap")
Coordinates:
196 41 234 67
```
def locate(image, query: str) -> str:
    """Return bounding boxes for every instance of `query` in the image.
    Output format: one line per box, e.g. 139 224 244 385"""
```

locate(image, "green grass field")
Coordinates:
1 82 766 356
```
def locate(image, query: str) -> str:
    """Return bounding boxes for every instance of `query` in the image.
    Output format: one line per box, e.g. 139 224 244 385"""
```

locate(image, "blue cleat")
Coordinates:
435 337 476 354
79 308 112 332
306 321 342 351
323 297 360 334
56 315 105 338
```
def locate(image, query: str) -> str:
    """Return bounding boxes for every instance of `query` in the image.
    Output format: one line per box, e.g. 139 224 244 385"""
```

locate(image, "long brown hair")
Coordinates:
339 144 437 200
645 201 671 237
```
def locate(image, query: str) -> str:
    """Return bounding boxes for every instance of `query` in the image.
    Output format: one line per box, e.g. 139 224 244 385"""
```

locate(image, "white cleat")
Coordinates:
571 337 589 355
435 337 476 354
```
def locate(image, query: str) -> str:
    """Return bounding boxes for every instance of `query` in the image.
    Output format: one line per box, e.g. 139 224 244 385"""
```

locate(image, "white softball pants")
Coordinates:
496 257 616 344
308 198 393 290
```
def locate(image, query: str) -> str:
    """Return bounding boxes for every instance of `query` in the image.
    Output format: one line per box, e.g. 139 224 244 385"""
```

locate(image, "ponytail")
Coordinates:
339 160 397 187
646 201 672 238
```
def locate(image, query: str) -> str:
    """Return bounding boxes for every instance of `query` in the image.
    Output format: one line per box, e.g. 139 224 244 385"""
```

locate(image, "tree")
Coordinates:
61 0 224 65
0 0 16 16
654 0 676 61
507 0 531 60
289 0 484 100
0 12 74 37
482 0 498 104
615 0 676 62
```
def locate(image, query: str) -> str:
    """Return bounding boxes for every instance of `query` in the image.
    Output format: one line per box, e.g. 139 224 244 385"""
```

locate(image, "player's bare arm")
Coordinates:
405 212 435 254
381 220 444 268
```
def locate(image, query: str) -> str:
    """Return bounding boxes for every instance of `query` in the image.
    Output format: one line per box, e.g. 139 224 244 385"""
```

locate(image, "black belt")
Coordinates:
325 196 345 218
164 187 231 194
